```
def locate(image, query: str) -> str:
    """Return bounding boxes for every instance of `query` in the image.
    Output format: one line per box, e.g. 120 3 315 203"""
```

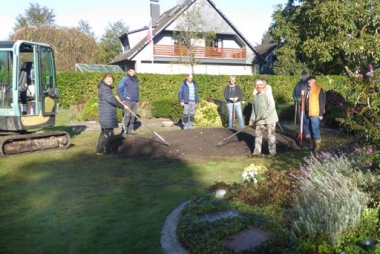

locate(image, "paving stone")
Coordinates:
223 226 274 252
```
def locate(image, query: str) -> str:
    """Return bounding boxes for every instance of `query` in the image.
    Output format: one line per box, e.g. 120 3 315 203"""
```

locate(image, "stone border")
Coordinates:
160 201 190 254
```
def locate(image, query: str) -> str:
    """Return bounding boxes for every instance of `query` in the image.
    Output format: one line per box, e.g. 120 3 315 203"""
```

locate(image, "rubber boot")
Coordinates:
103 129 115 155
96 130 107 154
305 135 312 149
314 139 321 152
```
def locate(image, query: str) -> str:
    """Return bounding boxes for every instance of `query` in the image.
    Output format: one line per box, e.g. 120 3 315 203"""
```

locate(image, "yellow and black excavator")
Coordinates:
0 40 70 156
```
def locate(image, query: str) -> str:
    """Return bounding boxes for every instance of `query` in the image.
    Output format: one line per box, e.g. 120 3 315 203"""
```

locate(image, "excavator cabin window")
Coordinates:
0 51 13 109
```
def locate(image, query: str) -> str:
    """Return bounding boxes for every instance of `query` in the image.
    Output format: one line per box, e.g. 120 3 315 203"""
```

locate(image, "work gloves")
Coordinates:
293 97 301 103
229 97 239 102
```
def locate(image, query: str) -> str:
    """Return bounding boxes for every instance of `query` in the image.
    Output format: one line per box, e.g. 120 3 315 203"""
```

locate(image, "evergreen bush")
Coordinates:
151 99 182 122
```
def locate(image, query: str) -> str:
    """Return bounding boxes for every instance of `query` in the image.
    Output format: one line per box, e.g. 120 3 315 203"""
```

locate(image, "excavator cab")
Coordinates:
0 40 70 156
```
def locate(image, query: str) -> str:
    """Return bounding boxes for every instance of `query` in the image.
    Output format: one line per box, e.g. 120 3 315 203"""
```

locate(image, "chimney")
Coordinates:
150 0 160 26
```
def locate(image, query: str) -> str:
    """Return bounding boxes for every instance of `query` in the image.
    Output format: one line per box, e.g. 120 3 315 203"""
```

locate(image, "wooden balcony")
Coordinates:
153 45 246 59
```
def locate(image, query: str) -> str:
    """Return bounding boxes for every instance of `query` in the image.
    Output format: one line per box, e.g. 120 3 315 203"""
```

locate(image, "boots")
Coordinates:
314 140 321 152
305 135 312 149
96 130 107 154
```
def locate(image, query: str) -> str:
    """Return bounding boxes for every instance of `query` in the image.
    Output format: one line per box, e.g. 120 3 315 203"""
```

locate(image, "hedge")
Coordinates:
57 72 347 109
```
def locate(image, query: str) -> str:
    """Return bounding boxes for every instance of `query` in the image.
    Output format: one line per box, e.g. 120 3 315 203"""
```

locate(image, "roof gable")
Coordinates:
110 0 264 64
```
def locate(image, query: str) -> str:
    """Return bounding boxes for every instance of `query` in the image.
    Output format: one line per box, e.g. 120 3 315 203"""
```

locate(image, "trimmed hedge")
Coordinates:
57 72 348 123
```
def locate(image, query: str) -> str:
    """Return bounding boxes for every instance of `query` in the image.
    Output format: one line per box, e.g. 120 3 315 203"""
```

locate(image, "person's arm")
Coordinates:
249 102 257 125
102 86 124 109
223 86 229 101
178 83 184 103
262 94 276 119
117 78 126 102
319 88 326 117
236 85 243 101
136 78 140 102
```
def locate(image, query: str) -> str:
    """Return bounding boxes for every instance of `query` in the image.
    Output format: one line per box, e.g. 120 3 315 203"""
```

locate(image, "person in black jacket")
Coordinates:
223 76 244 129
97 73 125 156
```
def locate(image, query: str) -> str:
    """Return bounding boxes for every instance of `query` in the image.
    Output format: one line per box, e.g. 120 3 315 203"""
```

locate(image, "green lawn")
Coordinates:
0 110 331 254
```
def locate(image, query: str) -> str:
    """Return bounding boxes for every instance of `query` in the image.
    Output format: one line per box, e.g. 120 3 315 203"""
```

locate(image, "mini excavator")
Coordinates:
0 40 70 156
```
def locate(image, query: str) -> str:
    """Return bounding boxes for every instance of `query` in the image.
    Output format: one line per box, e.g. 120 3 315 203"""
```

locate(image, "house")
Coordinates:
110 0 267 75
253 43 277 74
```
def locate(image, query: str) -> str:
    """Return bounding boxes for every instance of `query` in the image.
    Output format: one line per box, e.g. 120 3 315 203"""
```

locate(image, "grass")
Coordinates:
0 109 344 253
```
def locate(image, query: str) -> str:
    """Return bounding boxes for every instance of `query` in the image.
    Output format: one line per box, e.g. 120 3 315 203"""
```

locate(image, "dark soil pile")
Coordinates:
118 128 300 159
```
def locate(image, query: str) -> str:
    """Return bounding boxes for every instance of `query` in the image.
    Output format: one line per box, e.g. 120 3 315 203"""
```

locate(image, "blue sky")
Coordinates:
1 0 286 45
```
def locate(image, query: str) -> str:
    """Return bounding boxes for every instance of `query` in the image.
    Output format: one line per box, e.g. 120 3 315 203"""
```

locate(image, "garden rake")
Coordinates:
217 117 263 147
115 96 171 147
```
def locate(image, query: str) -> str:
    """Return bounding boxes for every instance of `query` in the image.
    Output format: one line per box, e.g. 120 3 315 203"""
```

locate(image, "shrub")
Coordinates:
290 153 370 248
324 89 348 128
76 97 98 121
75 96 124 122
194 100 223 127
151 99 182 122
337 68 380 145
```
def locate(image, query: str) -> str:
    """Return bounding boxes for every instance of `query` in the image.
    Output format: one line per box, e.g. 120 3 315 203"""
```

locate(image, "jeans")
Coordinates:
122 101 138 133
182 102 196 129
303 116 321 140
226 102 244 128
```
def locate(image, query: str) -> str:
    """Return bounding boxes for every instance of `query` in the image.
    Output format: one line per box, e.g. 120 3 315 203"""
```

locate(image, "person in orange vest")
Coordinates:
303 75 326 151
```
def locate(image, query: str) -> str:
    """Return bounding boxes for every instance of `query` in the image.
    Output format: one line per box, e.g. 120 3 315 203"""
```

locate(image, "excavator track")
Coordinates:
0 131 71 156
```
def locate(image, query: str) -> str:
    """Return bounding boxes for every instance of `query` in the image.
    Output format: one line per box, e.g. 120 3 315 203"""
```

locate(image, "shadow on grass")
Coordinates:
0 145 206 253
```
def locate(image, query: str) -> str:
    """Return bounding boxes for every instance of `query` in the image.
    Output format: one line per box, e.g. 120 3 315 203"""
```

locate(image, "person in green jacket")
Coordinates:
249 79 279 157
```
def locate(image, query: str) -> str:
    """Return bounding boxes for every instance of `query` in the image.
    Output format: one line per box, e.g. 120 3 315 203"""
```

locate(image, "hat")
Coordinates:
307 75 316 81
260 76 267 81
301 70 308 76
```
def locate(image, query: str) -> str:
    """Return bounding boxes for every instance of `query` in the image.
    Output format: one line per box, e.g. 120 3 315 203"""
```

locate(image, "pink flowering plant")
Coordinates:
334 64 380 170
324 89 348 128
349 145 379 172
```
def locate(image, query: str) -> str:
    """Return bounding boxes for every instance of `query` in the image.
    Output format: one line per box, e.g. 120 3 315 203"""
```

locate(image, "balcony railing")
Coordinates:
153 45 246 59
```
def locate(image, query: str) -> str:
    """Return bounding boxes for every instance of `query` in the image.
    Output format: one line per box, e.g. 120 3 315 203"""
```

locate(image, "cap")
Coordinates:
301 70 308 76
307 75 316 81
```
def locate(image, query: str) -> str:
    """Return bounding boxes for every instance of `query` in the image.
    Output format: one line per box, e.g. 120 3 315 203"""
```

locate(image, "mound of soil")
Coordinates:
117 128 300 159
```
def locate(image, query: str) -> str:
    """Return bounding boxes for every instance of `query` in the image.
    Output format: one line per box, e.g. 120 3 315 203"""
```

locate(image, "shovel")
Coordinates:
232 101 235 128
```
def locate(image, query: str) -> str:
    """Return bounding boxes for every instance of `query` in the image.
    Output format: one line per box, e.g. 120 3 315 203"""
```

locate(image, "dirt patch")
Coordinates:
117 127 300 159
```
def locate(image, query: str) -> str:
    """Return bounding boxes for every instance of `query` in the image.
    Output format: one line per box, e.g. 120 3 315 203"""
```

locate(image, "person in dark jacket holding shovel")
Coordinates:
223 76 244 129
97 73 125 156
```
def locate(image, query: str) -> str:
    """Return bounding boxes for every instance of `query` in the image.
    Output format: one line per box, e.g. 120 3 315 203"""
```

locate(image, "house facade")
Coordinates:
110 0 267 75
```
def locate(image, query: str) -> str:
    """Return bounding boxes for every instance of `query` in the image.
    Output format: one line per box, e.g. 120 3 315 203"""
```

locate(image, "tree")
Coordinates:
173 1 217 74
96 21 128 64
77 20 95 37
14 3 55 31
269 0 380 75
260 30 276 45
11 25 98 71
